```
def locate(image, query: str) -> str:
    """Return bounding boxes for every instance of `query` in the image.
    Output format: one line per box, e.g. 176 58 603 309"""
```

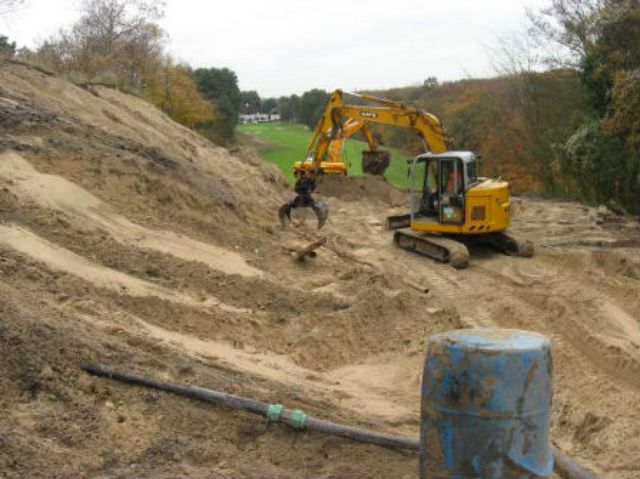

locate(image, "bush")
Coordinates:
0 34 16 57
563 121 639 212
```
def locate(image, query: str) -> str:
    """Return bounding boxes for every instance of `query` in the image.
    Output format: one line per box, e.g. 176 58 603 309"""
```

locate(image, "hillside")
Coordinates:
1 60 639 478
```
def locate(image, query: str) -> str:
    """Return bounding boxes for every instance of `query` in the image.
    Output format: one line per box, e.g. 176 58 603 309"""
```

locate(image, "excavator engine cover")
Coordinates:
362 150 390 175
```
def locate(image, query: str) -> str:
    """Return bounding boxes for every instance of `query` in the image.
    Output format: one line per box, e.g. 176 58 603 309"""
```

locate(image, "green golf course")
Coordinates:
238 122 410 188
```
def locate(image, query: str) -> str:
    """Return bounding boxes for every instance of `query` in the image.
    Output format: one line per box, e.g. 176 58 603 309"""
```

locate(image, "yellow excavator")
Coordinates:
279 89 533 268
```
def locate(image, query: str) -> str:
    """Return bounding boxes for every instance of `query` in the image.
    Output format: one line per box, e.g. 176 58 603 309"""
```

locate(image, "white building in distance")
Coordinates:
239 113 281 124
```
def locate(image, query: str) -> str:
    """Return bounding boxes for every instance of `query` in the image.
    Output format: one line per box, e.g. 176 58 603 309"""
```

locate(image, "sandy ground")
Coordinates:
1 60 639 478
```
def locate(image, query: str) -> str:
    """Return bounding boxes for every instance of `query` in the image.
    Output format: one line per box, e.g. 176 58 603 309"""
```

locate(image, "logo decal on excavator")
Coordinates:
360 111 378 118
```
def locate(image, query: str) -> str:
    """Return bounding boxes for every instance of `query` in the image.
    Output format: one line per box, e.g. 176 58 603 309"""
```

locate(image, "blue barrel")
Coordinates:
419 329 553 478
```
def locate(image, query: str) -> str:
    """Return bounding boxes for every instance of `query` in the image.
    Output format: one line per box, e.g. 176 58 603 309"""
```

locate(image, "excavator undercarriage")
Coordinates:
387 212 533 269
393 229 471 268
392 228 534 269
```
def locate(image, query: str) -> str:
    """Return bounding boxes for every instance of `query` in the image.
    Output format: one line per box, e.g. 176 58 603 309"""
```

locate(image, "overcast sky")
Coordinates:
2 0 548 97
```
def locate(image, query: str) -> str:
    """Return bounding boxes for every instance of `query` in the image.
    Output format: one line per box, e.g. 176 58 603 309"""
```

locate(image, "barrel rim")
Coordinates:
428 328 550 351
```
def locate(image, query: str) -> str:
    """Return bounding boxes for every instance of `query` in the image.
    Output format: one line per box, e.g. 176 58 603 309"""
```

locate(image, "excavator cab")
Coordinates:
410 152 478 226
391 150 532 267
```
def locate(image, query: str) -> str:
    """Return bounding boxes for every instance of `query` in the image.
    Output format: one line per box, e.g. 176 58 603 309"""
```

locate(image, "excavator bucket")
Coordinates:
362 150 390 175
279 195 328 229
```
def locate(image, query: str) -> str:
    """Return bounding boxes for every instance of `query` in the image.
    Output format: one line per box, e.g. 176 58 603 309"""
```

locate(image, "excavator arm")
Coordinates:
327 118 376 163
336 105 449 154
296 117 377 175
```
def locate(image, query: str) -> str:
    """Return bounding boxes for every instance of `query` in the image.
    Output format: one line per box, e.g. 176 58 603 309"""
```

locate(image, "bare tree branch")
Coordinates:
526 0 606 67
485 31 542 77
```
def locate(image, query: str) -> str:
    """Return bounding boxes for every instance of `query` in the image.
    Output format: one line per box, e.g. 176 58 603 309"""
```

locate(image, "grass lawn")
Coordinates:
238 122 410 188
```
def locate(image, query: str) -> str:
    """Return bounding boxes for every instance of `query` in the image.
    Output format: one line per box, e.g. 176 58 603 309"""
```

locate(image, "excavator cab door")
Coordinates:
438 157 465 224
408 157 436 219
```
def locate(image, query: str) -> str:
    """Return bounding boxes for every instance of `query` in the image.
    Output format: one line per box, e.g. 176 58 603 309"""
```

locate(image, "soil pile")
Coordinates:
1 60 639 478
315 174 406 206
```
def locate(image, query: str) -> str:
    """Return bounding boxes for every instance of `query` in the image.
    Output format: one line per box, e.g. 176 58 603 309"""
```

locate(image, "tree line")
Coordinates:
535 0 639 214
493 0 639 213
238 88 332 130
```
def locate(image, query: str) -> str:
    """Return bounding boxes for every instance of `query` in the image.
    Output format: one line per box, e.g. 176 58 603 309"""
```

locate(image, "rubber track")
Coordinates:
394 229 470 269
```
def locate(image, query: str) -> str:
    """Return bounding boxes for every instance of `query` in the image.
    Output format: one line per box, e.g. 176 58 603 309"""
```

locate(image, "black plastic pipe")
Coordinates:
80 363 599 479
80 363 416 450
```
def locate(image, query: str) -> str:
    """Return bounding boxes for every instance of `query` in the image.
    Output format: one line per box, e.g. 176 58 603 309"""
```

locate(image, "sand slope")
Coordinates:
1 60 639 478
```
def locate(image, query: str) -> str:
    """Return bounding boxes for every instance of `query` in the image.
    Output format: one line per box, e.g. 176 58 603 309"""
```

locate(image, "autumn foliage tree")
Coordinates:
193 67 241 143
0 34 15 56
15 0 226 139
146 60 215 129
603 69 640 149
529 0 640 211
299 89 330 130
0 0 21 56
30 0 166 88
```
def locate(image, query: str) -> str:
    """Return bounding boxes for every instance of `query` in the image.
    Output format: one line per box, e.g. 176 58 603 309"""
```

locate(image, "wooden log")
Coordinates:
321 241 377 268
295 237 326 261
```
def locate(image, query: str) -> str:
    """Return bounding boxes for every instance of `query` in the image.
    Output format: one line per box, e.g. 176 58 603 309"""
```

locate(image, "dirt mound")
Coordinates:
1 60 639 478
315 173 406 206
0 61 425 478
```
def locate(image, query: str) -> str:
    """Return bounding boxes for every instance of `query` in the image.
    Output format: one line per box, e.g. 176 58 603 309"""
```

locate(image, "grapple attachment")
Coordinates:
279 193 328 229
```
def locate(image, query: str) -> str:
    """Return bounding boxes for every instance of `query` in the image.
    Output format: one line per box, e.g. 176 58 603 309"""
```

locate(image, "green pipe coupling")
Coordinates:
289 409 307 430
266 403 284 422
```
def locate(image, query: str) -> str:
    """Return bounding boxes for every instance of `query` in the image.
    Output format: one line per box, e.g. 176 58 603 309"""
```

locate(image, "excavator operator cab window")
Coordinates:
413 159 437 218
439 157 464 224
410 156 465 225
442 160 462 195
466 159 478 186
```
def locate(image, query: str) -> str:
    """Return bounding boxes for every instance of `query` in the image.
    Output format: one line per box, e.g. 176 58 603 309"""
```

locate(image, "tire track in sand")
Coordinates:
472 258 640 391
